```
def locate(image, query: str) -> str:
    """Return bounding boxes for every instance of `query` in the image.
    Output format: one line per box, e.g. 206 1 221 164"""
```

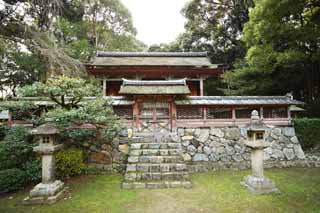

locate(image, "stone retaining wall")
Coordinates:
87 135 130 169
87 126 320 172
178 126 306 163
187 159 320 173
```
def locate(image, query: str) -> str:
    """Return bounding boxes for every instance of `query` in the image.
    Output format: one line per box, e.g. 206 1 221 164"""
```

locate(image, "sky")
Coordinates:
121 0 190 46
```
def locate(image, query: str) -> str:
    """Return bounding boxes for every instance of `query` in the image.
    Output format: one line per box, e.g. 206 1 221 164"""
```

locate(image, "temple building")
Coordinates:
85 52 302 132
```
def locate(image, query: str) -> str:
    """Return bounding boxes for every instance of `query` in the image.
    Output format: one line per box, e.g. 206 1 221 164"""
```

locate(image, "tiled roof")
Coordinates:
175 96 304 105
96 51 208 57
90 52 215 67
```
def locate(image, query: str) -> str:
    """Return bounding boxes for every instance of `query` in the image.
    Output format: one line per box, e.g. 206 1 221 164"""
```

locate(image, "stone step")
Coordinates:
126 163 187 172
122 181 192 189
130 143 182 150
128 156 183 164
124 171 189 181
130 137 180 143
129 149 182 156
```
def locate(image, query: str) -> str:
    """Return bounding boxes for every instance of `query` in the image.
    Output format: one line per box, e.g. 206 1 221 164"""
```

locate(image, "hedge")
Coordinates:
0 169 26 193
293 118 320 149
55 148 85 179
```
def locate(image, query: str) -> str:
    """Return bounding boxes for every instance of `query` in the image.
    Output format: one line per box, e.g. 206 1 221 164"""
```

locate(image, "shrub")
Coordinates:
4 126 33 143
0 168 26 193
293 118 320 149
0 139 35 170
55 148 85 179
22 159 41 182
0 124 8 141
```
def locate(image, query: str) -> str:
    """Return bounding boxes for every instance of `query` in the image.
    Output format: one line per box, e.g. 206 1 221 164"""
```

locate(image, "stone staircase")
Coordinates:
122 132 192 189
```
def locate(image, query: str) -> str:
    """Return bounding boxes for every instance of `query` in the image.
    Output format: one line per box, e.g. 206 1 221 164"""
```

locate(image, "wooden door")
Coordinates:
139 101 171 132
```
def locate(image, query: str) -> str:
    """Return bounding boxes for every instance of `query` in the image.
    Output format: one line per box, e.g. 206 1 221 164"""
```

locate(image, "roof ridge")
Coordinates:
122 78 186 86
96 51 208 57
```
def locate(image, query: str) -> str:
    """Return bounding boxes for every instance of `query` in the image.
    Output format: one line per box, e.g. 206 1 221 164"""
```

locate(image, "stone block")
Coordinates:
187 145 196 154
101 144 112 152
171 134 181 143
128 157 139 163
193 153 209 162
293 145 305 159
279 135 290 143
290 136 299 144
232 155 243 162
126 164 136 172
130 150 142 156
176 164 187 171
160 150 169 156
283 148 295 160
119 144 129 154
225 128 241 141
182 153 192 161
148 143 161 149
125 173 137 181
198 129 210 142
177 128 184 136
168 143 181 149
136 164 149 172
182 141 190 147
282 127 296 137
160 164 170 172
185 128 194 136
210 128 224 138
182 135 194 141
89 151 112 164
203 146 212 155
130 143 141 149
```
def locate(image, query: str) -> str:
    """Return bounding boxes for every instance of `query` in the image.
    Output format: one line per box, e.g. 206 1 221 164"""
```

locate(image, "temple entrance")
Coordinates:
138 101 171 132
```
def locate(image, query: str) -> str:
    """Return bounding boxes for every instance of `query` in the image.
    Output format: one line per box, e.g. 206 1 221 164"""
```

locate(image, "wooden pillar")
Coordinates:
102 79 107 96
232 107 236 125
260 106 264 120
287 106 291 125
133 97 140 131
199 77 204 96
203 106 207 124
171 101 177 131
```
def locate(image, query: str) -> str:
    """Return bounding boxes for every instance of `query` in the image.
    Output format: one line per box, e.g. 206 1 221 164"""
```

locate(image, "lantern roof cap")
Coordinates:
246 110 269 131
32 123 60 135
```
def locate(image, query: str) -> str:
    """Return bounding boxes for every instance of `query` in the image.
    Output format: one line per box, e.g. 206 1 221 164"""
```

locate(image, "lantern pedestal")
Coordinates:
24 181 68 205
23 124 68 205
242 175 279 195
241 143 279 194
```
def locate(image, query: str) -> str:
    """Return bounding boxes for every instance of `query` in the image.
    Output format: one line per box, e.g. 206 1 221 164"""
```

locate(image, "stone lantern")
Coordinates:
23 123 67 204
241 110 280 194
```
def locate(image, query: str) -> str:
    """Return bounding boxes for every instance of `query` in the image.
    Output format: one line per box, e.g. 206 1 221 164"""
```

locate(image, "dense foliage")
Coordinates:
0 126 41 193
55 149 85 179
224 0 320 110
294 118 320 149
19 76 100 109
18 76 121 146
0 0 145 94
0 168 26 193
0 125 8 141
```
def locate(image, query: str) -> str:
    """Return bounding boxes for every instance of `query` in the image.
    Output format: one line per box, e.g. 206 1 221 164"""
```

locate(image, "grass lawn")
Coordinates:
0 168 320 213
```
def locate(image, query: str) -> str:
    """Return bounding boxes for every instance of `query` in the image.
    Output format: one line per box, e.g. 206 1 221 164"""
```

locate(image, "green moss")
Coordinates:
0 168 320 213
